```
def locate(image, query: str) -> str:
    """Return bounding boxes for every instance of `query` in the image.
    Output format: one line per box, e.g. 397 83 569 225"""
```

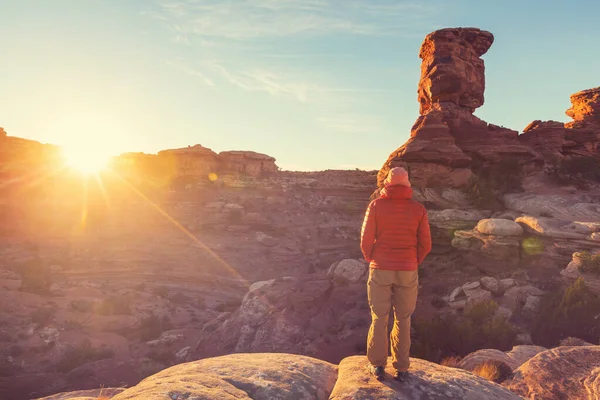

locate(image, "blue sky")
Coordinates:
1 0 598 171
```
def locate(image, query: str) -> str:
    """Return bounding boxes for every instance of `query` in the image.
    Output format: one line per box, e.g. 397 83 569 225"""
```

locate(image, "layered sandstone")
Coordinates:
218 150 278 177
379 28 541 190
566 86 600 129
157 144 219 177
379 27 599 194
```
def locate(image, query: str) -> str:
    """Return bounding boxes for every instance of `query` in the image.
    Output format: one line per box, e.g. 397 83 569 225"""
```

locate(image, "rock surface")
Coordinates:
476 219 523 237
35 388 126 400
459 345 547 372
418 27 494 114
565 86 600 129
110 353 337 400
330 356 521 400
503 346 600 400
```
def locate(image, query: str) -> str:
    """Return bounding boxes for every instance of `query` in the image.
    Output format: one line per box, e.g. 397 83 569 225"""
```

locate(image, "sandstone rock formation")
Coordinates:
503 346 600 399
35 353 527 400
379 27 541 192
330 356 521 400
157 144 220 177
379 27 599 203
219 150 278 177
566 86 600 130
458 345 547 372
418 27 493 114
194 269 370 363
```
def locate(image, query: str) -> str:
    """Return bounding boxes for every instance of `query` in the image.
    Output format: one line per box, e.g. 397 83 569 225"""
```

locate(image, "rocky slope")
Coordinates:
35 345 600 399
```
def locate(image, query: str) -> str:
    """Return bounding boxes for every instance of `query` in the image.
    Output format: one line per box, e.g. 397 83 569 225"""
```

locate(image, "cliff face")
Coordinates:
379 28 600 195
115 145 279 181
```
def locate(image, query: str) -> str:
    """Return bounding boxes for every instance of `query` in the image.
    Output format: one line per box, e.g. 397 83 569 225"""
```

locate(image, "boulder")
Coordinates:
256 232 279 247
559 337 595 347
452 230 521 269
465 288 493 305
330 356 521 399
328 259 367 284
459 345 547 372
449 286 465 302
428 209 491 244
499 279 516 292
418 28 493 114
476 219 523 237
480 277 500 294
516 216 589 240
521 296 541 317
111 353 337 400
503 346 600 399
505 194 600 223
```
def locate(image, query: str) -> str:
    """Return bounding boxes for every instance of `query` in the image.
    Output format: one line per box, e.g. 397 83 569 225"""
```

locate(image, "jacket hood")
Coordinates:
380 185 413 200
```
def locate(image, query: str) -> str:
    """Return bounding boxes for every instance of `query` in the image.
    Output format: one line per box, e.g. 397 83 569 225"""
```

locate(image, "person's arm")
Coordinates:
360 201 376 262
417 207 432 265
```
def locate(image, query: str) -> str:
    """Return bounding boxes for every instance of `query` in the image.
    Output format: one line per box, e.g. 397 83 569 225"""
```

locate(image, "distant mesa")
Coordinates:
115 144 278 180
378 27 600 191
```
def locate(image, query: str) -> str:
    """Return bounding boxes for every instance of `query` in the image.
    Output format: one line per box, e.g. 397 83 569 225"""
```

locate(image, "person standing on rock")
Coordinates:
360 167 432 381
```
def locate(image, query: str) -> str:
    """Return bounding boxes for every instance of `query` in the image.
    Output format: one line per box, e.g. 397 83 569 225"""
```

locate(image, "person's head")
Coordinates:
384 167 411 188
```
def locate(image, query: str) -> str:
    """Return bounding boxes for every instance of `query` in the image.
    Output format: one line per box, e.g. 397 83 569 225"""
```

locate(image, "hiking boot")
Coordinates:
394 370 409 382
368 365 385 381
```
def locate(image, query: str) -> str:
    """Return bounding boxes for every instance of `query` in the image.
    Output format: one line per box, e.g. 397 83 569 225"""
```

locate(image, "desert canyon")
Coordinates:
0 27 599 400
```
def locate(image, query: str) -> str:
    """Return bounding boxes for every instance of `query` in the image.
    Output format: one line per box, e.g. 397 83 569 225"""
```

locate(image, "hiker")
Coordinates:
360 167 432 382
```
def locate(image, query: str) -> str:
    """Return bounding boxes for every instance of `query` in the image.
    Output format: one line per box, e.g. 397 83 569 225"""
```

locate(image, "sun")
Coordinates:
62 146 111 174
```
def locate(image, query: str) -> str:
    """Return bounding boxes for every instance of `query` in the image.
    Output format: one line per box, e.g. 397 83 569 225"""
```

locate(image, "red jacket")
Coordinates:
360 185 432 270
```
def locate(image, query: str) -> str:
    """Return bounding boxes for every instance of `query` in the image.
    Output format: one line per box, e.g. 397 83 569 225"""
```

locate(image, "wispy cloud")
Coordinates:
317 115 385 135
147 0 443 134
152 0 440 39
166 58 214 86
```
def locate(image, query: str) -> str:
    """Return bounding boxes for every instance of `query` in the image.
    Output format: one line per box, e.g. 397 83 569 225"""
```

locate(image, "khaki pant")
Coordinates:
366 268 418 371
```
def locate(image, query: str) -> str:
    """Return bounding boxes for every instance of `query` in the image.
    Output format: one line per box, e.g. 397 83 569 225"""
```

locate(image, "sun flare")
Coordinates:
62 147 111 174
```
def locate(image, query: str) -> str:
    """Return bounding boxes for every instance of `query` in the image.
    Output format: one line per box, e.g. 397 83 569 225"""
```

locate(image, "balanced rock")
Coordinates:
503 346 600 400
418 27 493 114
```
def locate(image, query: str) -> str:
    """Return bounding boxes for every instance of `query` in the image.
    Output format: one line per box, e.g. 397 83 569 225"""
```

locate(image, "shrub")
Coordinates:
153 286 170 299
146 349 174 365
69 299 94 313
472 360 513 383
531 278 600 347
17 257 52 294
411 300 517 363
440 356 461 368
64 319 84 331
214 299 241 313
430 296 446 309
579 252 600 275
466 175 500 209
30 307 56 326
549 156 600 185
55 339 114 373
138 313 173 341
466 158 524 209
96 296 133 315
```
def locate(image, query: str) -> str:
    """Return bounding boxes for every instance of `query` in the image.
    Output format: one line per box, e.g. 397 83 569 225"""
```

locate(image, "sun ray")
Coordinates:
111 171 251 286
